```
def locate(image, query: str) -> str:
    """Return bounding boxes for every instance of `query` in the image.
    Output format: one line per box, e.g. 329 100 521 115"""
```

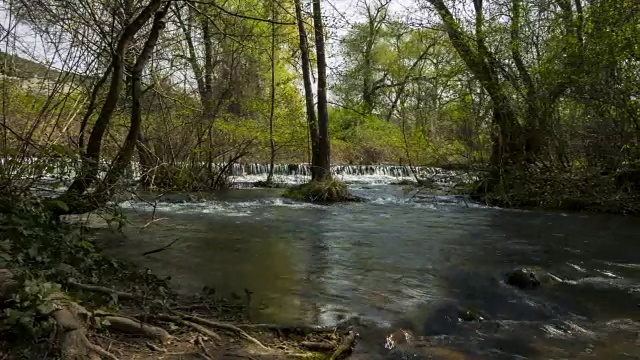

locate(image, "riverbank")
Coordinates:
0 195 356 360
466 167 640 215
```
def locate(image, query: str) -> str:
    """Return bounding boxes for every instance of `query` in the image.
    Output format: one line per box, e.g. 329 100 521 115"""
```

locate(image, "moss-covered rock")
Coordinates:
283 179 363 203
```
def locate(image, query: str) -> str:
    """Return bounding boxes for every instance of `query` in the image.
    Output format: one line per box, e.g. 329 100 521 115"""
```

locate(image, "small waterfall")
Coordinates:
226 163 443 178
224 163 465 185
6 157 470 187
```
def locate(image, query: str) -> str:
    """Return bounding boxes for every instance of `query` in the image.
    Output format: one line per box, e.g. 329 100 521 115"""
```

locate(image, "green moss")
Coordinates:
283 179 360 203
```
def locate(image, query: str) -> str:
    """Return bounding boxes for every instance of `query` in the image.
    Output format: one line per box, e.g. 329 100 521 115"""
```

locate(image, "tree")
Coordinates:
294 0 320 180
55 0 172 214
311 0 332 181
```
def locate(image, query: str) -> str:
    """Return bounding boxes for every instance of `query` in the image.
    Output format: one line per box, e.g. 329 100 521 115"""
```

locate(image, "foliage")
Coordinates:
471 166 640 214
0 192 170 354
0 0 637 212
2 279 59 340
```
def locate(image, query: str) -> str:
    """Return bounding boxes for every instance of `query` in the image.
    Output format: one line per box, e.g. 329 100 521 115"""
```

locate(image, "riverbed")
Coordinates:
98 183 640 359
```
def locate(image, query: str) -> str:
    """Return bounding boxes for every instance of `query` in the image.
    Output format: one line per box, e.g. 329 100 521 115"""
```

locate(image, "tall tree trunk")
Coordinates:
294 0 320 180
266 3 277 185
311 0 331 181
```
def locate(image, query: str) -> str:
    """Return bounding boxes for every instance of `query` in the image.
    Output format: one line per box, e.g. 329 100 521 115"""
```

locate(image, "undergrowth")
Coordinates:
0 192 169 356
471 165 640 214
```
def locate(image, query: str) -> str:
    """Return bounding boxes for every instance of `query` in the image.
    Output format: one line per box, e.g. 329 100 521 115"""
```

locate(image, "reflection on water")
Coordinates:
99 186 640 359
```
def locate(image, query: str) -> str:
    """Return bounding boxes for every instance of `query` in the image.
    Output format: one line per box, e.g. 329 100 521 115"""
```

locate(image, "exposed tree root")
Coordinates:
300 341 335 351
173 312 270 351
329 330 357 360
145 342 166 352
237 323 335 334
98 315 171 343
0 270 174 359
66 279 139 301
47 295 119 360
2 268 359 360
148 314 222 341
196 335 213 360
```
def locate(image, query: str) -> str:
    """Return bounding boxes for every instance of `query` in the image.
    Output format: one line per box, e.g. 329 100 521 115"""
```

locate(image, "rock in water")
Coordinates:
506 268 541 289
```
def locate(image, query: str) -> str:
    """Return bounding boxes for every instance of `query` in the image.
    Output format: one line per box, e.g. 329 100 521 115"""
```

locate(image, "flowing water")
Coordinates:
95 168 639 360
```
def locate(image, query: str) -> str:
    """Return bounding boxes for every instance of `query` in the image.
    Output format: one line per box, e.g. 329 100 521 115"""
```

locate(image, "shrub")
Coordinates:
283 179 358 203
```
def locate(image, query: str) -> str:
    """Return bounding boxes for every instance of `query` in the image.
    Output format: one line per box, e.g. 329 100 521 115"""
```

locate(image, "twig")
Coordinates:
142 238 179 256
139 217 169 232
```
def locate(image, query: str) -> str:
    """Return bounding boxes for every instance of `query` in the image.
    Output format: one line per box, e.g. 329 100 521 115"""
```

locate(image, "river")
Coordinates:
96 171 639 359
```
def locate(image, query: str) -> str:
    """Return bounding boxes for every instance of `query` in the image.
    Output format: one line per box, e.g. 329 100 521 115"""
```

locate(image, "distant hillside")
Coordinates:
0 52 65 81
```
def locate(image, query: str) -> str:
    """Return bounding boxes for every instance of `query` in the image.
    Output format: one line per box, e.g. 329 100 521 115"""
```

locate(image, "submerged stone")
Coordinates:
158 193 198 203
